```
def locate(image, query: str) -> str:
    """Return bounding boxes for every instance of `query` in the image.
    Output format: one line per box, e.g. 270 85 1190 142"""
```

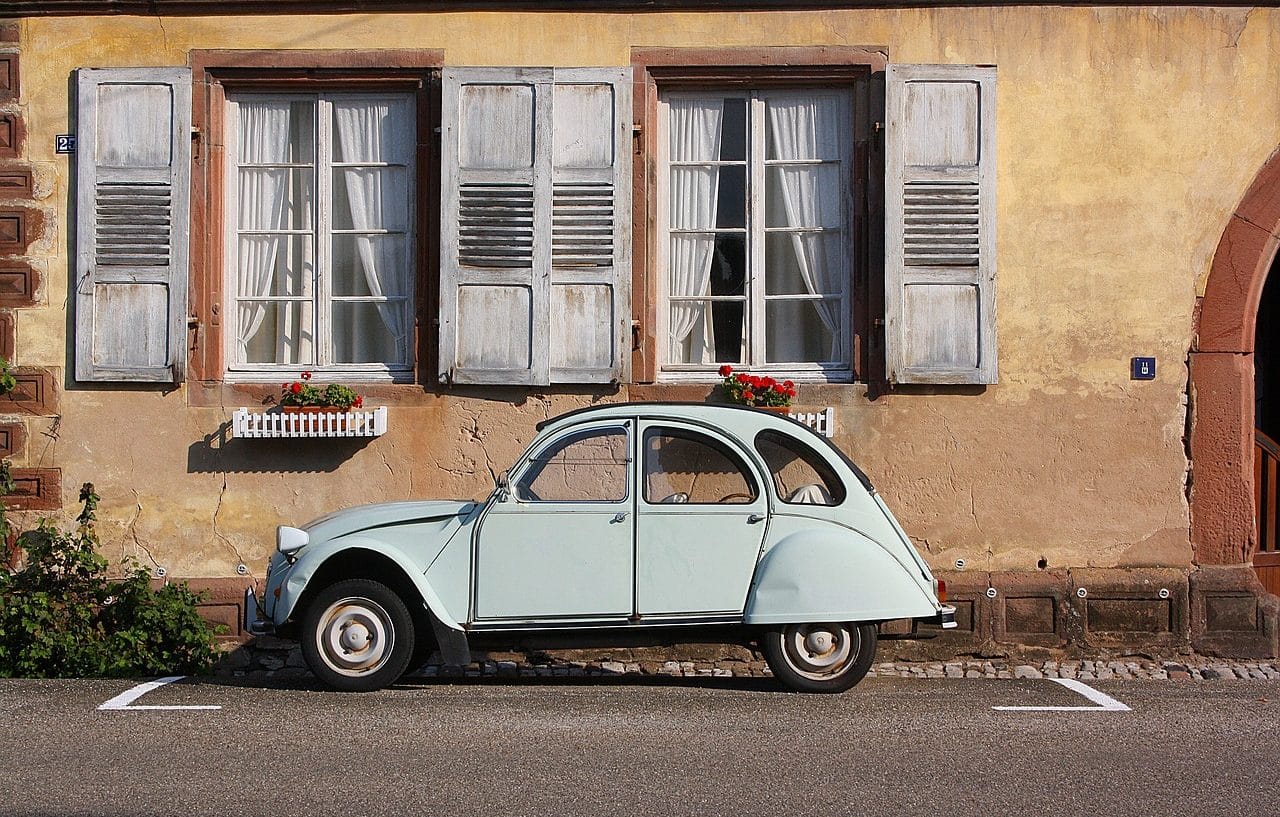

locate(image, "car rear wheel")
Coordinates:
761 622 877 693
301 579 415 692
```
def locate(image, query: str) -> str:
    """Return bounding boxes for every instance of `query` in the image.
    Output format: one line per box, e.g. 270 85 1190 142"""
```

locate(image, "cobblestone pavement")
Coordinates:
219 638 1280 682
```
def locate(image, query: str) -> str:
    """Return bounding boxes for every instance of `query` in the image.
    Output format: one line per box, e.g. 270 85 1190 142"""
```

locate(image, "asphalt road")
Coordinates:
1 674 1277 817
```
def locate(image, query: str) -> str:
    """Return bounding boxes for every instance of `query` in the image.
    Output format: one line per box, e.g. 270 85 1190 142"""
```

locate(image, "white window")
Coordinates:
657 88 854 379
224 92 415 379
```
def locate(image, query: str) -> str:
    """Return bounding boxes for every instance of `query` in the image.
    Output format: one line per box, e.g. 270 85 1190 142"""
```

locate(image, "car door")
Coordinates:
472 420 634 621
633 421 769 618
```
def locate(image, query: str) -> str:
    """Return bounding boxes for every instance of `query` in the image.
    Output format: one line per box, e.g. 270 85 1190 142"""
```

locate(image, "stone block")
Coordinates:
0 114 19 159
1069 567 1189 649
0 261 38 306
0 367 55 415
1190 564 1280 658
0 420 26 458
4 466 58 510
0 53 16 103
0 167 32 200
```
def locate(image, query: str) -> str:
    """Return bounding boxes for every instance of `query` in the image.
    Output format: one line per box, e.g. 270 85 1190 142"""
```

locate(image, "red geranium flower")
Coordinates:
290 382 302 394
718 364 733 377
742 390 755 401
301 371 313 381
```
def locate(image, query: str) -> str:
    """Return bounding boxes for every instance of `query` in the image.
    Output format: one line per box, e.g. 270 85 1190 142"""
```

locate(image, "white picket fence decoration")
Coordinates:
787 406 836 438
232 406 388 439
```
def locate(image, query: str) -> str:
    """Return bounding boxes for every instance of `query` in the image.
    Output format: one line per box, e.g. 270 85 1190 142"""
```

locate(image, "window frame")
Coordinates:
655 86 857 378
222 89 417 380
188 50 441 386
630 48 882 385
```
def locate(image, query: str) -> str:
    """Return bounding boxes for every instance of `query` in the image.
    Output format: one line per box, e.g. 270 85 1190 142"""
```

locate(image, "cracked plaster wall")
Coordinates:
12 7 1280 577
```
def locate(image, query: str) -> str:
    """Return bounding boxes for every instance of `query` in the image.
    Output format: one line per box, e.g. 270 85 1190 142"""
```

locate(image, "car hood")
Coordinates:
302 499 479 543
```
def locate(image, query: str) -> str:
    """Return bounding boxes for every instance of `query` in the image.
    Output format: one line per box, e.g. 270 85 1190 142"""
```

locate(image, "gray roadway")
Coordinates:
1 674 1277 816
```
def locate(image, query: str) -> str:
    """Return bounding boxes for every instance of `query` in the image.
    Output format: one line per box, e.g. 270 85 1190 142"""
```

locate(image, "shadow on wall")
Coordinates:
187 422 374 474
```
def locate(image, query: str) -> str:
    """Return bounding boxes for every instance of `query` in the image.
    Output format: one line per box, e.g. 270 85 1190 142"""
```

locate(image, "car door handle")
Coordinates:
747 514 765 524
611 512 628 523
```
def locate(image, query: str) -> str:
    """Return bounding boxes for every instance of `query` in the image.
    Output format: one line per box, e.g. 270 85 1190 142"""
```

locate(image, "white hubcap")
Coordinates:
783 624 857 680
317 597 393 677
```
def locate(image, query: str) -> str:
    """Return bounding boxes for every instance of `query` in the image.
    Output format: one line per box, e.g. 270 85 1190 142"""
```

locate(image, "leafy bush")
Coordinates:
0 482 221 678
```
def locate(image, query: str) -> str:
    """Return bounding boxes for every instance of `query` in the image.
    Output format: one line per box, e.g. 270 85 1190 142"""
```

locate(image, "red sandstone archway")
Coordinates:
1192 147 1280 567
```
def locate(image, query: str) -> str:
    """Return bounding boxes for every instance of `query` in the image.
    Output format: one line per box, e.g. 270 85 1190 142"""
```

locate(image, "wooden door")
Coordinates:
1254 429 1280 595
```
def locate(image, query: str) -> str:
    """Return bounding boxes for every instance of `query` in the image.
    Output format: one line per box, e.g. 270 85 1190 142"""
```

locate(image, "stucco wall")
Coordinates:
9 7 1280 582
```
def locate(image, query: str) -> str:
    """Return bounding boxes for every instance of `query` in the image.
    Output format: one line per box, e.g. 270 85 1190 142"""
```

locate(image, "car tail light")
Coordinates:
935 579 947 603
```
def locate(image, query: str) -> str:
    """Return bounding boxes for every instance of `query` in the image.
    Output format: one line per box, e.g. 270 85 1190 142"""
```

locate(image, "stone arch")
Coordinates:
1192 148 1280 566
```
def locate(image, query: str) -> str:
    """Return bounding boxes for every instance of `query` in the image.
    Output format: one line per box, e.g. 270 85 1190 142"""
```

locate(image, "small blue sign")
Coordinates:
1131 357 1156 380
55 134 76 154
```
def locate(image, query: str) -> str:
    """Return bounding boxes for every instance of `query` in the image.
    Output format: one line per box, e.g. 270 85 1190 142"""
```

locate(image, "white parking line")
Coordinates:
97 676 222 711
993 677 1131 712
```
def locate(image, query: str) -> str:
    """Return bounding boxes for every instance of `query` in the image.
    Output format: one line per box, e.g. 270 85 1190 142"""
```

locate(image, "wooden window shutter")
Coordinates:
885 64 997 385
75 67 192 383
439 67 631 386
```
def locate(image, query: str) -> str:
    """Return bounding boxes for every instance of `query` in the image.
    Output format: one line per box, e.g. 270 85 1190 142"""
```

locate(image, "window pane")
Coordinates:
765 299 840 363
765 164 843 229
764 92 843 161
669 300 745 365
331 301 407 365
765 232 843 296
754 430 845 505
238 99 314 164
668 97 727 162
331 98 412 164
237 301 313 365
331 167 410 232
237 168 313 231
517 428 628 502
715 164 746 229
331 234 408 298
644 428 757 504
719 97 747 162
237 234 313 298
669 166 721 230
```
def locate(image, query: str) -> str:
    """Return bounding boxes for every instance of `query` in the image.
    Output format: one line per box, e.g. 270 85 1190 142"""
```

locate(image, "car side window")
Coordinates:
754 431 846 506
516 427 629 502
643 427 758 505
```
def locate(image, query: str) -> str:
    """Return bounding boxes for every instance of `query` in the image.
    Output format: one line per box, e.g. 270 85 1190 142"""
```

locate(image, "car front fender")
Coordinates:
744 528 940 625
273 535 464 633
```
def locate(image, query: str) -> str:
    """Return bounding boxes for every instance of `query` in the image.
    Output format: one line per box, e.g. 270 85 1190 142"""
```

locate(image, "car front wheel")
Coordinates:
301 579 415 692
761 622 877 693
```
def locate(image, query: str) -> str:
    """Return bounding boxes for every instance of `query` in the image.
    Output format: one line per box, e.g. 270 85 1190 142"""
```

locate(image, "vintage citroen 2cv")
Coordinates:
247 403 955 692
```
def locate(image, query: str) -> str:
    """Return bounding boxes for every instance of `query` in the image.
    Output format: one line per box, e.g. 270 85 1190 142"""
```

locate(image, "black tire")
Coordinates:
301 579 415 692
760 622 877 693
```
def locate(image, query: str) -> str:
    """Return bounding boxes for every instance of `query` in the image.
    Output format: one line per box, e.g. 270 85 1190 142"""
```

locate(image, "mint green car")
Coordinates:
247 403 955 692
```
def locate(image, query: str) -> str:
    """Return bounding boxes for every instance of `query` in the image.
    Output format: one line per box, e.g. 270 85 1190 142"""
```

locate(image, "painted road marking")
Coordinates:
97 676 222 711
993 678 1131 712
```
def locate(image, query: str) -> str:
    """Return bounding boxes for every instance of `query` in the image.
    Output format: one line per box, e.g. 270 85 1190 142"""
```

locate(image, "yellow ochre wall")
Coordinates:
9 8 1280 581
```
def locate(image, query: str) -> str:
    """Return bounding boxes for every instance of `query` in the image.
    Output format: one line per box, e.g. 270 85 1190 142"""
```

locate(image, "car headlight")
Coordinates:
277 525 309 555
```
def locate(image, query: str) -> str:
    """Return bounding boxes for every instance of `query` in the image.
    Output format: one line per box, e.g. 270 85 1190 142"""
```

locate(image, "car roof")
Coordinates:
535 402 874 492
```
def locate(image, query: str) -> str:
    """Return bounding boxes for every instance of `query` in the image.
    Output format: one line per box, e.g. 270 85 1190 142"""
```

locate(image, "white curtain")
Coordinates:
766 95 844 362
668 98 723 364
334 100 407 364
236 101 293 363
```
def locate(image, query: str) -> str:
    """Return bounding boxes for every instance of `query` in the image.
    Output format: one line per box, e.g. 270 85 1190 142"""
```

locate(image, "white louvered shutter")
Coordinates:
75 68 192 383
885 64 997 385
440 67 631 386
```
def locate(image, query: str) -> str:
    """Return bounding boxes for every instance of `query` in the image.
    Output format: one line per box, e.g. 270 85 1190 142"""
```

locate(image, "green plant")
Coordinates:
0 483 221 678
718 365 796 407
0 358 17 396
280 371 364 410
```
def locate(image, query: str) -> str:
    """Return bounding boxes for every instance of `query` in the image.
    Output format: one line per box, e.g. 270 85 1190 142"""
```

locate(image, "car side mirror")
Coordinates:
494 471 510 503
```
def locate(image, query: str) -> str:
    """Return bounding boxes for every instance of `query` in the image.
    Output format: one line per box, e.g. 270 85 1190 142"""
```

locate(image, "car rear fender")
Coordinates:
744 528 940 625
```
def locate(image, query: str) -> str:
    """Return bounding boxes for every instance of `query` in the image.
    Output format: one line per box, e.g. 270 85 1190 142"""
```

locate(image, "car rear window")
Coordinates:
754 430 846 506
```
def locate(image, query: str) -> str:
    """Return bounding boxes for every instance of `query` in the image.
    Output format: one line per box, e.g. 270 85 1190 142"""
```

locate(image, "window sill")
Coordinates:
231 406 388 439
